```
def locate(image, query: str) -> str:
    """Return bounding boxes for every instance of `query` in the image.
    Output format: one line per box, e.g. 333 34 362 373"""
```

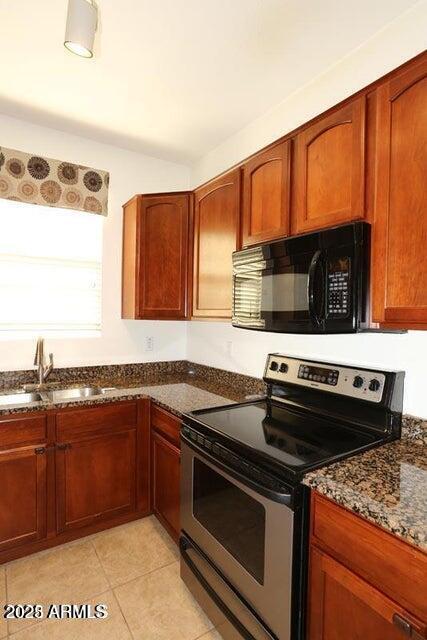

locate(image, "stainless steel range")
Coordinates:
180 354 404 640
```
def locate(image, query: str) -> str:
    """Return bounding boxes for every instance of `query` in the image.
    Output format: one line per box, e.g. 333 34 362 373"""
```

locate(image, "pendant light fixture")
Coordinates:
64 0 98 58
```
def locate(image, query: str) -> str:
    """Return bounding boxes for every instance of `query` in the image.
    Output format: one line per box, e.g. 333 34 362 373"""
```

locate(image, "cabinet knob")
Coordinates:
56 443 71 451
34 446 46 455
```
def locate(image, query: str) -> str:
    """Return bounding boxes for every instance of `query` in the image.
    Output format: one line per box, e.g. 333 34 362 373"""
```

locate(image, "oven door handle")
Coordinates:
307 249 325 326
181 434 293 507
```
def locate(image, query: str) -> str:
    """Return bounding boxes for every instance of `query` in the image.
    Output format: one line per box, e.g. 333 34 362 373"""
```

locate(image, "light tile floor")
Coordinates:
1 517 222 640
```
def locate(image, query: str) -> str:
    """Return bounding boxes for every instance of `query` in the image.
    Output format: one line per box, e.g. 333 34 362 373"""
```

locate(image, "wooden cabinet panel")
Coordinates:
0 414 47 449
122 192 191 319
151 404 180 446
311 493 427 622
0 445 47 552
151 430 180 542
242 141 290 246
371 57 427 328
193 169 240 318
140 194 190 318
294 97 366 233
56 429 136 533
308 547 426 640
56 402 137 442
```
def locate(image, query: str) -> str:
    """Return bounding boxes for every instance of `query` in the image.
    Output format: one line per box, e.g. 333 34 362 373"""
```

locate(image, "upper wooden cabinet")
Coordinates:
371 57 427 329
293 97 366 234
192 168 241 318
122 192 191 320
242 141 291 246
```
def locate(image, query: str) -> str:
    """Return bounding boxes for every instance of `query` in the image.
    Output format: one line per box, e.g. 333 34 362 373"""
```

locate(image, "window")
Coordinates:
0 200 102 335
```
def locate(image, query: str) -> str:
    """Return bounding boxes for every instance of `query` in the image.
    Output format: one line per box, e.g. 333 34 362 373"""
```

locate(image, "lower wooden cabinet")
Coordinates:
56 430 136 533
0 413 50 554
0 399 150 564
151 404 181 542
0 445 47 552
308 493 427 640
151 431 180 542
309 547 426 640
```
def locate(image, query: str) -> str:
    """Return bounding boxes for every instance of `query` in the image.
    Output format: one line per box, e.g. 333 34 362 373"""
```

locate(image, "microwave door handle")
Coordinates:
308 250 323 325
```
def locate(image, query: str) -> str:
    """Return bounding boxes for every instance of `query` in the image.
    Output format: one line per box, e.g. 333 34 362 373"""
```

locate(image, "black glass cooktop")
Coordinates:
186 400 383 477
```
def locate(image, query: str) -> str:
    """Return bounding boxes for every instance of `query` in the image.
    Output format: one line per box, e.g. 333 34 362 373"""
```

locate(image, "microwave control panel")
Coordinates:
327 257 350 317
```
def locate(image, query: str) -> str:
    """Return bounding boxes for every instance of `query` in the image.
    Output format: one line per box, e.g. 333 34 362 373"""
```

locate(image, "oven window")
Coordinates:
193 459 266 584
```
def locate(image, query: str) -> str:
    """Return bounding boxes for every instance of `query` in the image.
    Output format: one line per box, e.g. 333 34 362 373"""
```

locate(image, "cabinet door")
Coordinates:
371 57 427 328
294 97 366 234
308 547 427 640
139 193 190 319
56 430 136 533
0 446 47 552
193 169 240 318
242 141 290 246
152 430 180 542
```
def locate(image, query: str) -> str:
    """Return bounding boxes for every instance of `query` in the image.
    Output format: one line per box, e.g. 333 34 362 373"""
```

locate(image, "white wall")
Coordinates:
187 322 427 417
0 113 190 370
188 2 427 418
191 1 427 185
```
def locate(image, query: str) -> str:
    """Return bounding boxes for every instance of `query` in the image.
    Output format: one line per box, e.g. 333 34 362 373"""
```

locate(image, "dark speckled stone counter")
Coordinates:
303 416 427 551
0 361 265 417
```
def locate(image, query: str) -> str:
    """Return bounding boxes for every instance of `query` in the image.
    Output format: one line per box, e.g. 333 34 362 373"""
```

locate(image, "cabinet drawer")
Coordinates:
0 414 47 449
151 405 181 446
56 402 137 443
311 493 427 622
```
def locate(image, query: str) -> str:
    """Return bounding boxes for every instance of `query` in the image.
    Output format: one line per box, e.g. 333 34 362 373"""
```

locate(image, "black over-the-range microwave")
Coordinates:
232 222 370 334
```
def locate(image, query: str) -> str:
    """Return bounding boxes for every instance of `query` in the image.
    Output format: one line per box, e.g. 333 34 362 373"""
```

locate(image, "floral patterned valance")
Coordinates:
0 146 109 216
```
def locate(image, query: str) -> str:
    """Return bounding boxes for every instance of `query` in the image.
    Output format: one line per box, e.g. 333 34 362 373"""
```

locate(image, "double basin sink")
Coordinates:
0 386 115 407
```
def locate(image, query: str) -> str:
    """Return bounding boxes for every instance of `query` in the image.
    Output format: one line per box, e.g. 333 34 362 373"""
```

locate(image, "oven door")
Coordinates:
180 438 294 640
232 250 327 333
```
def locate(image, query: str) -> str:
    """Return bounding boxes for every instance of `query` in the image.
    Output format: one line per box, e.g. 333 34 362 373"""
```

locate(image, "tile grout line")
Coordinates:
111 589 136 640
90 538 113 590
111 558 179 592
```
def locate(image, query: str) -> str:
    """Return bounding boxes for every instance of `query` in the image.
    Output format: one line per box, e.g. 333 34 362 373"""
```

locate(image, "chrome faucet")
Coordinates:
33 338 54 387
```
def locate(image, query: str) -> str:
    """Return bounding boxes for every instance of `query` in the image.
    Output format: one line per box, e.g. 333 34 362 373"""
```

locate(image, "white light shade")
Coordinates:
64 0 97 58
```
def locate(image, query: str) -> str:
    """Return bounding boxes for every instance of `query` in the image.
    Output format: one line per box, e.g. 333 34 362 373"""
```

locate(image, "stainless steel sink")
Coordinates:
47 386 114 402
0 391 45 406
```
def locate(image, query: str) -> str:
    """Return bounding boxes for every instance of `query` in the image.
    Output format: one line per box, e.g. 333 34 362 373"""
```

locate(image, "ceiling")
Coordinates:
0 0 420 163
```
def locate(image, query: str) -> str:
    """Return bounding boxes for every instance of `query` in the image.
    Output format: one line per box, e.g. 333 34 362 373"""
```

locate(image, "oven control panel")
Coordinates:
264 354 388 403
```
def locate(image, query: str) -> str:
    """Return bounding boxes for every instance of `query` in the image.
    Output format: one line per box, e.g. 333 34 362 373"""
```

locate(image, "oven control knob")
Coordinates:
269 361 278 371
369 378 381 392
279 363 288 373
353 375 364 388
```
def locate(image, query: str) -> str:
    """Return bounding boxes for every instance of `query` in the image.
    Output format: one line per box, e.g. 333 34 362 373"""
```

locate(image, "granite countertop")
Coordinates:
0 366 263 418
303 416 427 551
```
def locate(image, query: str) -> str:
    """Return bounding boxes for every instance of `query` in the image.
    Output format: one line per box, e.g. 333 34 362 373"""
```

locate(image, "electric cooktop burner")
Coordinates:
184 354 404 482
190 400 381 474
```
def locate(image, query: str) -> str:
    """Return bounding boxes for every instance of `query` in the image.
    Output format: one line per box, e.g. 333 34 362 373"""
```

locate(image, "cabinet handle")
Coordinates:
393 614 426 639
34 446 46 455
56 443 71 451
